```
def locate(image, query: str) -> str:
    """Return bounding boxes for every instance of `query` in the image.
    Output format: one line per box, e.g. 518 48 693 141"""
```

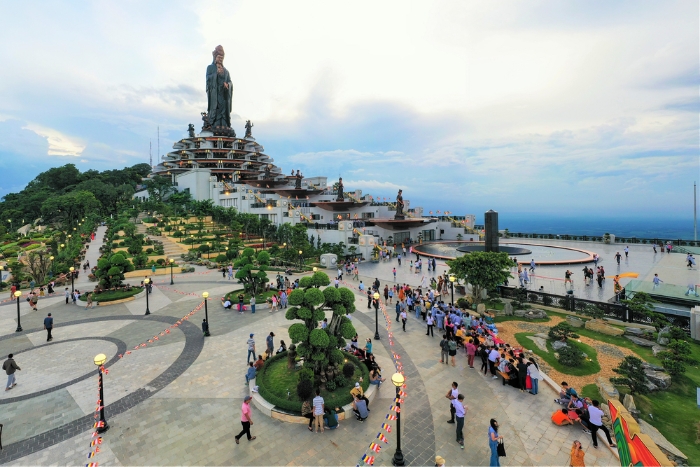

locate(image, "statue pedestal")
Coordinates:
394 215 405 220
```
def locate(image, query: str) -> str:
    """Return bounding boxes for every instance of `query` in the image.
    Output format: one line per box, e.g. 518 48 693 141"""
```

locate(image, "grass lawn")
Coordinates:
580 383 603 402
259 356 368 412
514 332 601 376
224 289 277 305
493 315 550 324
620 372 700 465
499 311 700 463
79 288 144 302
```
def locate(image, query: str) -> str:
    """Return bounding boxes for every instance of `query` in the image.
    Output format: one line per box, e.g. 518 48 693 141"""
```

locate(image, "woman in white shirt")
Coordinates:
526 358 540 395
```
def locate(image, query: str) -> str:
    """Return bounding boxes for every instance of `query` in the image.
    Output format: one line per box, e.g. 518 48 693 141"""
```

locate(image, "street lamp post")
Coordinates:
449 274 455 306
49 255 54 277
69 266 75 293
144 278 151 315
93 354 110 433
391 373 405 466
14 290 22 332
202 292 211 336
298 250 303 270
373 292 381 341
169 258 174 285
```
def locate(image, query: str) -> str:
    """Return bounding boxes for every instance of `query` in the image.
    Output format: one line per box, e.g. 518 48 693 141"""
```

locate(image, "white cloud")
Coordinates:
21 124 85 157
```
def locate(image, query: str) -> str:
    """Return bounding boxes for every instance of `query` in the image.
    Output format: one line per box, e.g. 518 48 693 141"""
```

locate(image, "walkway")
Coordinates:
0 257 619 466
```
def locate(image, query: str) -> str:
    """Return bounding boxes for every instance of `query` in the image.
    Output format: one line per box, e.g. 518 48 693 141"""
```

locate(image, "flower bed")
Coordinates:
256 352 369 413
79 287 144 302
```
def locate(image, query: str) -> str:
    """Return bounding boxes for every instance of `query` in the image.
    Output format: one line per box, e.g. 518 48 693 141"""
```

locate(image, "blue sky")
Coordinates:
0 0 697 220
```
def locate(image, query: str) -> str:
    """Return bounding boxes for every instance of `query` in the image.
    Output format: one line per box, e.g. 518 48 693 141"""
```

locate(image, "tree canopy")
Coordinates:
1 163 150 229
447 251 513 303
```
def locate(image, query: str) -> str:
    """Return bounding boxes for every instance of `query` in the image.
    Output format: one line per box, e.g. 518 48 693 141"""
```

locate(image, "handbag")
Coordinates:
497 439 506 457
526 375 532 389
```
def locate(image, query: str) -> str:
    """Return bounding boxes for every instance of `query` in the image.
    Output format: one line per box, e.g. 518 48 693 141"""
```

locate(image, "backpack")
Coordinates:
448 341 457 351
440 339 450 351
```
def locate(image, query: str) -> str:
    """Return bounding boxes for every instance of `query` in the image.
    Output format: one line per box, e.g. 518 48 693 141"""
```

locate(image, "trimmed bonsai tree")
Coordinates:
610 356 650 395
94 253 134 288
286 271 357 388
234 247 269 296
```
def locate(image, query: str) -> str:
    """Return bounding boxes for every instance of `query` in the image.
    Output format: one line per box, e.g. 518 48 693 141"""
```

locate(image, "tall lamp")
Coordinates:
298 250 303 270
144 278 151 315
14 290 22 332
202 292 211 336
69 266 75 293
373 291 381 340
391 372 405 466
93 353 110 433
169 258 174 285
449 274 455 306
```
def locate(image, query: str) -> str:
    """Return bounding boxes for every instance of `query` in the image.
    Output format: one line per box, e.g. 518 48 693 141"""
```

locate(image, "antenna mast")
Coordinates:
149 140 152 167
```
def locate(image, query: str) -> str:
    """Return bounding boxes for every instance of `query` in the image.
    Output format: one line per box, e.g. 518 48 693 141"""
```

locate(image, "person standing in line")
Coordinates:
445 381 459 424
453 394 467 448
652 274 663 288
466 339 476 368
440 334 450 364
488 419 503 467
624 246 629 258
426 314 434 337
527 358 540 395
44 313 54 341
266 332 275 357
246 334 256 364
234 396 256 444
448 337 457 367
587 400 616 449
400 309 407 332
488 346 500 379
480 344 489 374
570 440 585 467
614 252 622 265
3 353 20 391
312 388 325 433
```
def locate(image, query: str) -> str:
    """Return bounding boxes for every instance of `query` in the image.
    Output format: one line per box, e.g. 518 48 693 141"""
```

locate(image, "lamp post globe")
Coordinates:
14 290 22 332
372 291 381 340
93 353 110 433
144 278 151 315
169 258 174 285
391 372 406 466
202 292 211 336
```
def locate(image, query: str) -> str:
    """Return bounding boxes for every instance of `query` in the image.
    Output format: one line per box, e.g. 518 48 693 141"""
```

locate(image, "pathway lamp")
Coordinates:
14 290 22 332
449 274 455 306
69 267 75 293
93 353 110 433
202 292 211 336
169 258 174 285
391 372 405 466
49 256 54 276
144 278 151 315
298 250 303 270
373 292 381 341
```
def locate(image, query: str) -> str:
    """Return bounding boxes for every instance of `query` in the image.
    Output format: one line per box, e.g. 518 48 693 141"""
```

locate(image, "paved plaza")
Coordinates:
0 228 624 466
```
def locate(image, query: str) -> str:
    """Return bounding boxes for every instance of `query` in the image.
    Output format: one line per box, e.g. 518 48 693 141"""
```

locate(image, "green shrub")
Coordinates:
298 367 314 383
156 258 165 265
146 248 154 254
557 345 584 367
548 323 579 341
343 362 355 378
334 375 348 388
296 378 313 400
325 380 337 392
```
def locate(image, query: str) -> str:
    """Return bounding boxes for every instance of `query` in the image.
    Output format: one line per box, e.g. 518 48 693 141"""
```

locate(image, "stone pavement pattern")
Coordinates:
0 229 619 466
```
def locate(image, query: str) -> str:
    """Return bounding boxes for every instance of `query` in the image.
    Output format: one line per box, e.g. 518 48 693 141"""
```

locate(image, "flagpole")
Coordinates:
694 182 697 241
